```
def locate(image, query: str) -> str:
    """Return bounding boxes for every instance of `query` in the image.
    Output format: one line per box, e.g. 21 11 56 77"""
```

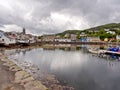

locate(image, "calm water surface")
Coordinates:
5 45 120 90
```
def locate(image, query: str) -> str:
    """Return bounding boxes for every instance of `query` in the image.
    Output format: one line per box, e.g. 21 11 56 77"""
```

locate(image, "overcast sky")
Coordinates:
0 0 120 35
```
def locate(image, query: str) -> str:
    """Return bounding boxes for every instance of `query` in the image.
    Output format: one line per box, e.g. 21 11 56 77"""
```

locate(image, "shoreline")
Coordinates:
0 51 75 90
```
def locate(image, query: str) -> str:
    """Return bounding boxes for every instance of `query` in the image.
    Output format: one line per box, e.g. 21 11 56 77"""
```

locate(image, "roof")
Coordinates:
0 30 4 33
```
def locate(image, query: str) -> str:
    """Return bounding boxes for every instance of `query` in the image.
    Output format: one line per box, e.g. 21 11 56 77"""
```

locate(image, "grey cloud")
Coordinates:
0 0 120 35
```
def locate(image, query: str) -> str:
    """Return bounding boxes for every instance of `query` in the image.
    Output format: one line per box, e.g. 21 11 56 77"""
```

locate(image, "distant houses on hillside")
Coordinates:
40 33 101 43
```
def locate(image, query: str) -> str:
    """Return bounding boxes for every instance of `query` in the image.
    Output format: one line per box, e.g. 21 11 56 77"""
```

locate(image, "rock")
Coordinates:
1 83 12 90
9 65 22 72
1 58 9 62
24 80 48 90
3 61 16 67
46 75 56 81
14 71 30 83
20 76 34 85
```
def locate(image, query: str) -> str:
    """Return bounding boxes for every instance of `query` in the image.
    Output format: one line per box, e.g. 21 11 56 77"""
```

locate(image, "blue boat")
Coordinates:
105 46 120 56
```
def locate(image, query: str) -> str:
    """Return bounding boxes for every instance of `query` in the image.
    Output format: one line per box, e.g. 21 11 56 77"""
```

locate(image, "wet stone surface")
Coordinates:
0 53 47 90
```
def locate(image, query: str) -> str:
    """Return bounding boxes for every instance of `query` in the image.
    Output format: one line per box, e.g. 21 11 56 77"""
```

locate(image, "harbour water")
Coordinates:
4 45 120 90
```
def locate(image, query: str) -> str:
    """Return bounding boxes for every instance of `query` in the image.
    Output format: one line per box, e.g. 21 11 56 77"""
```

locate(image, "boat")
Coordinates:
88 48 105 54
17 40 30 46
104 50 120 56
102 46 120 56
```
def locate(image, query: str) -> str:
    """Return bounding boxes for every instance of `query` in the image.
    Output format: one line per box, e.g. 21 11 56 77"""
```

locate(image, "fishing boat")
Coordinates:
17 40 30 46
103 46 120 56
88 48 105 54
104 50 120 56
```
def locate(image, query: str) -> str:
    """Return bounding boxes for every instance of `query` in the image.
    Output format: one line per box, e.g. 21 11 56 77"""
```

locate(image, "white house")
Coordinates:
0 31 16 45
80 32 86 37
116 35 120 41
106 31 115 35
55 38 71 42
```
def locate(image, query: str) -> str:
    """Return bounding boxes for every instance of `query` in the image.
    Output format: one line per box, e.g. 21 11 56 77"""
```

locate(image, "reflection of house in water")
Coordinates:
80 47 89 53
5 47 33 55
21 49 27 55
64 47 70 51
42 44 81 51
43 46 55 50
0 48 5 53
70 45 77 51
87 45 100 50
58 46 80 51
43 48 55 50
19 48 33 55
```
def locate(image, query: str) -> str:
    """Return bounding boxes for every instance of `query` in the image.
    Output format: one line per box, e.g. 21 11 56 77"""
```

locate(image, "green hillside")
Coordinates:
57 23 120 35
56 23 120 40
56 30 81 37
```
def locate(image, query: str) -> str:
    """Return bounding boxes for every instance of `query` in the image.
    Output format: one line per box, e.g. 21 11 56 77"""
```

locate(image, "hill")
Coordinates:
56 23 120 40
56 23 120 37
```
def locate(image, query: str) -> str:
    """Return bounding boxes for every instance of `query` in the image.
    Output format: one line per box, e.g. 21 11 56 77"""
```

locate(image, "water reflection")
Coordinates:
4 45 120 90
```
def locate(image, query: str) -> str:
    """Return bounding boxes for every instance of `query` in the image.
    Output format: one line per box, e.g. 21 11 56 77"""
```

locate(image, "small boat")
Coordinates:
88 48 105 54
104 51 120 56
17 40 30 46
102 46 120 56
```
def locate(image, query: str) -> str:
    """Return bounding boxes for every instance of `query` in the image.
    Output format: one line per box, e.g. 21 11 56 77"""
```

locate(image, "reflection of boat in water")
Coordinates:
88 48 105 54
88 49 99 54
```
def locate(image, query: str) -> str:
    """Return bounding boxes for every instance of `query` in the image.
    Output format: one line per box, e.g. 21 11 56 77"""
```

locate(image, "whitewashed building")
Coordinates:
55 38 71 42
106 31 115 35
116 35 120 41
0 31 16 45
80 32 86 37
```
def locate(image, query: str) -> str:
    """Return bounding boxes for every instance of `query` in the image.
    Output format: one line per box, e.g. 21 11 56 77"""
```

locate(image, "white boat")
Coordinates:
88 49 106 54
17 40 30 46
